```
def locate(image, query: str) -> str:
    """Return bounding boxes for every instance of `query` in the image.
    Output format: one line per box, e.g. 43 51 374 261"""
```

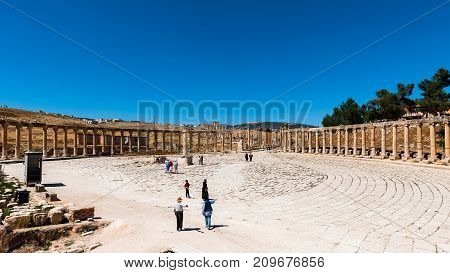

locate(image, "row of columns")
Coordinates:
0 122 235 160
280 121 450 163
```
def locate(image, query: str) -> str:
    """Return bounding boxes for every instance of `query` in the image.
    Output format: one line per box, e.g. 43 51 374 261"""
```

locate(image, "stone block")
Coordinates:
69 207 95 222
31 212 48 226
4 213 31 229
48 208 63 225
0 200 6 209
46 192 58 202
6 203 17 209
35 184 46 192
0 224 9 253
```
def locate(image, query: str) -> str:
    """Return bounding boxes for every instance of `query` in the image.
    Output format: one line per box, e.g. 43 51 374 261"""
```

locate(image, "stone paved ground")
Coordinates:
4 151 449 252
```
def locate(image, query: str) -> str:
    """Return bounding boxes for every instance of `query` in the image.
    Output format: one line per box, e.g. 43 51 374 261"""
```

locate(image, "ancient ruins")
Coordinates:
0 116 449 164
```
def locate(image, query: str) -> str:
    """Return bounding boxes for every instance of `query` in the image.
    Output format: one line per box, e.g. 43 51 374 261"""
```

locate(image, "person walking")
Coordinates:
184 180 191 198
202 198 216 230
165 159 170 173
244 152 248 161
249 152 253 162
201 179 209 200
174 197 188 231
169 160 174 173
173 160 179 173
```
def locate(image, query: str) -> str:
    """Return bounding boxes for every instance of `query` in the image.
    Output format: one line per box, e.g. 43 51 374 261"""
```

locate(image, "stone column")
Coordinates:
178 132 182 153
229 131 233 152
120 130 125 154
294 129 299 153
403 125 409 160
315 131 319 154
101 130 106 154
429 123 436 162
136 131 141 152
352 128 357 156
305 131 310 153
322 130 327 154
189 131 193 153
169 131 174 153
247 128 251 150
221 132 225 153
287 130 291 152
73 128 78 156
93 130 98 155
344 128 349 156
111 130 115 155
205 132 210 152
197 132 201 153
128 131 133 153
27 125 33 152
381 126 386 158
51 127 58 158
161 131 167 152
259 129 263 148
154 131 158 151
392 125 398 159
370 126 375 157
301 130 305 153
63 127 68 157
15 125 21 159
1 122 8 159
445 122 450 160
361 127 366 156
42 125 48 158
145 130 150 153
213 132 218 153
329 130 333 155
82 129 88 156
416 125 423 161
337 129 341 155
182 130 188 156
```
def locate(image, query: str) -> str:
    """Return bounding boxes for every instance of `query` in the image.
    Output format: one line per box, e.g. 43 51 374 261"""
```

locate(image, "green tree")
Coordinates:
417 68 450 115
322 98 364 127
363 83 415 122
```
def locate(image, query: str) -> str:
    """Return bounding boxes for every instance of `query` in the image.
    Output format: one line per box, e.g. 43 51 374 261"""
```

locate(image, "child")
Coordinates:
174 197 188 231
184 180 191 198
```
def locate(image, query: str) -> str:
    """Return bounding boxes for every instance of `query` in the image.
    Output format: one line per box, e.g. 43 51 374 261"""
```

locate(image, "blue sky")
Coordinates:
0 0 449 126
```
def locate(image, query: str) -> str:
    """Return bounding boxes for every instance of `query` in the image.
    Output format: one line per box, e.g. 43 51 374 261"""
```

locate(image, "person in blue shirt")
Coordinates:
202 198 216 230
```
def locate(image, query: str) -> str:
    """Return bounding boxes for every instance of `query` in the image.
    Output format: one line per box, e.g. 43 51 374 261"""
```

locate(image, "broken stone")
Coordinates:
81 231 94 236
88 243 102 251
35 184 46 192
0 224 9 253
6 203 17 209
31 212 48 226
67 247 84 253
48 208 63 225
0 200 6 209
46 192 58 202
42 205 55 211
69 207 95 221
4 213 31 229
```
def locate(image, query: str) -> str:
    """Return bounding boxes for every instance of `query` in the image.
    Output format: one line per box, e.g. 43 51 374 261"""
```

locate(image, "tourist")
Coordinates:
169 160 174 173
174 197 188 232
173 160 178 173
184 180 191 198
198 155 204 165
165 159 170 173
202 198 216 230
245 152 248 161
201 179 209 200
249 152 253 162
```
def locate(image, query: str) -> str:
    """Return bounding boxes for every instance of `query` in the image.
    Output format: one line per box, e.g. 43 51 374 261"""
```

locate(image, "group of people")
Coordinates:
174 179 216 231
244 152 254 162
165 159 179 173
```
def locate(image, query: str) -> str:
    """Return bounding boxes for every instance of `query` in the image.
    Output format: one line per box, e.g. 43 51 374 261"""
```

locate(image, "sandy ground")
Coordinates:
4 151 450 253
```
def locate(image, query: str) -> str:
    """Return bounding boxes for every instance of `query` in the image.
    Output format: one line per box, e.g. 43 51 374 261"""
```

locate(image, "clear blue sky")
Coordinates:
1 0 449 126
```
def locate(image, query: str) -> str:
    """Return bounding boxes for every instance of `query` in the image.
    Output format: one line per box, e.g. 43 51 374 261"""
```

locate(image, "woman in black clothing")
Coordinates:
201 179 209 200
